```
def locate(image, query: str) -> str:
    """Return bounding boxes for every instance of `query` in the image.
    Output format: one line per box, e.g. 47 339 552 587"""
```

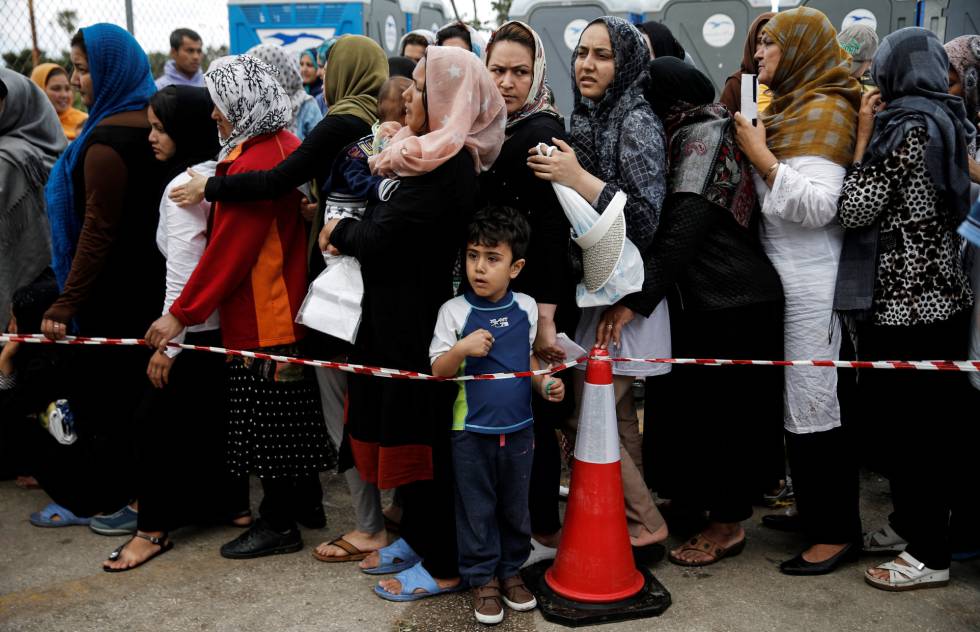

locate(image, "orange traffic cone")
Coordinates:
523 347 670 626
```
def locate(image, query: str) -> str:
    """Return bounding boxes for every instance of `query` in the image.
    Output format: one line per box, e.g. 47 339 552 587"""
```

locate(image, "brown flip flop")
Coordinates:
312 536 371 563
668 532 746 567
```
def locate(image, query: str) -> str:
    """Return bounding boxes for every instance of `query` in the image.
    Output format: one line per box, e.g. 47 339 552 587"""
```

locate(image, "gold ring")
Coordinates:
606 323 613 329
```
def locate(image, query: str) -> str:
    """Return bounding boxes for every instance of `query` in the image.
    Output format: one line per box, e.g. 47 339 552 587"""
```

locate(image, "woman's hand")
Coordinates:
169 169 207 206
533 316 566 365
300 196 318 223
378 121 402 140
854 89 883 163
1 315 19 374
146 349 175 389
733 112 769 164
595 305 635 349
145 313 185 352
968 156 980 184
526 138 587 187
40 318 68 341
318 218 342 255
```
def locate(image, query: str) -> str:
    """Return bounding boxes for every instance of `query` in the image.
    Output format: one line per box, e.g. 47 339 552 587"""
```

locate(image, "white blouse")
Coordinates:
156 161 220 358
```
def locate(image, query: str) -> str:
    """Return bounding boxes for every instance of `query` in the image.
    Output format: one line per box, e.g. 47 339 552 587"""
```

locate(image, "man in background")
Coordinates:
156 28 205 89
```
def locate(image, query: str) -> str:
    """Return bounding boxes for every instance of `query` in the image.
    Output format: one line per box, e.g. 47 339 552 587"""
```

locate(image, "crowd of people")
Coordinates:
0 9 979 626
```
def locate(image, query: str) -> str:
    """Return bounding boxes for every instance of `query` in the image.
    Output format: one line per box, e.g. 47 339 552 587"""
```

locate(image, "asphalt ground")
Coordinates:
1 467 978 632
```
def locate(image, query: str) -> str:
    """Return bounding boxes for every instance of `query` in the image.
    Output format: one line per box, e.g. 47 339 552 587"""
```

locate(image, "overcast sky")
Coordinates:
2 0 496 56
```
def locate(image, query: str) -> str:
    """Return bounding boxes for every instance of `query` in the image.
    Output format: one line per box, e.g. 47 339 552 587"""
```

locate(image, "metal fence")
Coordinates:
0 0 231 77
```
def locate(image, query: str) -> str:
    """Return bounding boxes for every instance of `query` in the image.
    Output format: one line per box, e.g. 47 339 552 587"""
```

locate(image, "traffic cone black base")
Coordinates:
522 560 671 627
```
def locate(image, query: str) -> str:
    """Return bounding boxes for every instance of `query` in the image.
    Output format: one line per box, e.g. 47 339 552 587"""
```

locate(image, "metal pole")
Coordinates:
447 0 462 23
125 0 134 34
27 0 40 67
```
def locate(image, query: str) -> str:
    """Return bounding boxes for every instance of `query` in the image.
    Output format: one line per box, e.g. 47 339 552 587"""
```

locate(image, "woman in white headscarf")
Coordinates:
247 44 323 140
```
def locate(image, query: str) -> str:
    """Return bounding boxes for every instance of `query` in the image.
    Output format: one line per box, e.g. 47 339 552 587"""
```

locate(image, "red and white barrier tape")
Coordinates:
1 334 978 377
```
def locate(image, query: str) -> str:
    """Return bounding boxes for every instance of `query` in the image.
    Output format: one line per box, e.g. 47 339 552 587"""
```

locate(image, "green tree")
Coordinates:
55 10 78 37
491 0 513 26
2 49 41 75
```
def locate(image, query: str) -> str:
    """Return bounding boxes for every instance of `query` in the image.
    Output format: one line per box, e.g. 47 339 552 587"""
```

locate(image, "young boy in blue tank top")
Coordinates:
429 206 565 625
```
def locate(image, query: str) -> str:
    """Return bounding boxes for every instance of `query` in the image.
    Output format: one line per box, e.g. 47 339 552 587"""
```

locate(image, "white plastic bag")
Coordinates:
295 254 364 344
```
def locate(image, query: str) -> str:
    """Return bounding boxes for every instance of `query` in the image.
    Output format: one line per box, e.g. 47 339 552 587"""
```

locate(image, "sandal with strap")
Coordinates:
373 561 464 602
865 551 949 592
668 532 746 567
312 536 371 563
862 525 907 554
360 537 420 575
103 533 174 573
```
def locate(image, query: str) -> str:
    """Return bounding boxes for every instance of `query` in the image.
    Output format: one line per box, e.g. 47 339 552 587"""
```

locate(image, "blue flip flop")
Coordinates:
29 502 91 527
360 537 421 575
373 562 464 602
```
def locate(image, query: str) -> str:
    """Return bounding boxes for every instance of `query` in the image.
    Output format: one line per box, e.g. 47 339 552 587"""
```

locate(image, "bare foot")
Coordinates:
630 523 669 547
314 530 386 561
378 573 460 596
103 532 169 571
230 513 253 527
533 531 561 548
670 522 743 565
802 543 848 563
868 556 910 582
15 476 39 489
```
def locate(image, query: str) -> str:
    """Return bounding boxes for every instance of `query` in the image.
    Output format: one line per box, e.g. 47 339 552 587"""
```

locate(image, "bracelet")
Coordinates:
764 161 780 181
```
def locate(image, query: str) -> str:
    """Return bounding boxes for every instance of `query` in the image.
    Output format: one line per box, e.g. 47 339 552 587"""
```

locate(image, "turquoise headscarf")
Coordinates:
44 23 156 289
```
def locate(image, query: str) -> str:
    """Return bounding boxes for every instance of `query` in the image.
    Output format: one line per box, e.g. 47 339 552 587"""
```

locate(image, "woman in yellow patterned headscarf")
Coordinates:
731 7 863 579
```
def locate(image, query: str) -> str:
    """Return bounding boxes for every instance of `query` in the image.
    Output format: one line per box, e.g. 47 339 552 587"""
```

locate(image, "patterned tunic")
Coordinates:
838 127 974 326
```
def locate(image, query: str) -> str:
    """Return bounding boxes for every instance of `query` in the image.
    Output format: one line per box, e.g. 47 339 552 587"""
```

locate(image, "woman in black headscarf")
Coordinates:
719 12 775 114
102 86 247 571
638 58 785 567
836 27 975 592
638 21 686 61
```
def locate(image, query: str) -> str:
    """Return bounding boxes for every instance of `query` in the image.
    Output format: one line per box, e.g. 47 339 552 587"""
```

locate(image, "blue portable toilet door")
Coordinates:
418 4 446 33
519 3 607 124
659 0 753 94
368 0 407 55
920 0 979 41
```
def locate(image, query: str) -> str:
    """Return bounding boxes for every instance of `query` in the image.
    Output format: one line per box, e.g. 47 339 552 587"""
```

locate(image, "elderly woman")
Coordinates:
632 57 785 568
733 7 862 574
248 44 322 140
719 12 774 114
29 63 88 141
319 46 506 601
527 15 670 551
37 24 166 525
481 19 575 556
145 55 333 560
837 28 974 592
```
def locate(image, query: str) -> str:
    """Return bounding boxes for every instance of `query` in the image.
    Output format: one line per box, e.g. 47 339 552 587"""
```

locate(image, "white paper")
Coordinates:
553 333 588 368
295 255 364 344
741 73 758 125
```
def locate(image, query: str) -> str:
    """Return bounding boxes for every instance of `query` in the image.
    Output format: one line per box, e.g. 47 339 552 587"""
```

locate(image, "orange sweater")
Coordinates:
171 131 307 350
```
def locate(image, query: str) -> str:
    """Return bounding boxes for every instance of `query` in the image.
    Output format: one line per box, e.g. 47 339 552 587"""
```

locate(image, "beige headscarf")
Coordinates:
370 46 506 176
762 7 862 167
324 35 387 128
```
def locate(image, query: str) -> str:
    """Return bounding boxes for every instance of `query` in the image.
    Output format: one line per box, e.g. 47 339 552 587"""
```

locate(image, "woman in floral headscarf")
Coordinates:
481 19 574 558
247 44 322 140
945 35 980 182
733 7 862 575
319 45 506 601
527 15 670 553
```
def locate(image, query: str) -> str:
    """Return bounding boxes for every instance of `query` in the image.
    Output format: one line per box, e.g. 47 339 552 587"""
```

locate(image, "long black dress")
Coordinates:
330 150 476 579
479 112 577 538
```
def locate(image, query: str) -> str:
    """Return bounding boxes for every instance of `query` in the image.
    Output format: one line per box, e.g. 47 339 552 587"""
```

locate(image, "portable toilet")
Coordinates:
228 0 406 55
920 0 979 41
401 0 451 35
509 0 645 123
789 0 918 41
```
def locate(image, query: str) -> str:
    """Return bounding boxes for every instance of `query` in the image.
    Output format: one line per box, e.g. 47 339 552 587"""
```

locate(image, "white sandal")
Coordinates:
865 551 949 592
862 525 907 553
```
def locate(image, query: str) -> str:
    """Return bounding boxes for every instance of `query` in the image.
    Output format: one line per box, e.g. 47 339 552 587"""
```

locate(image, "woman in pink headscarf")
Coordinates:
319 46 506 600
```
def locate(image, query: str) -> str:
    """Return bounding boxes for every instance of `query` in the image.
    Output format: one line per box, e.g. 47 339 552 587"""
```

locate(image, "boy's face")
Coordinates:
466 241 524 303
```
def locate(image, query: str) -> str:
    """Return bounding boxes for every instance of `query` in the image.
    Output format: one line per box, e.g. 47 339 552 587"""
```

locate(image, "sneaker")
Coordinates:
501 575 537 611
521 540 557 568
220 518 303 559
761 477 795 508
89 505 138 536
473 578 504 625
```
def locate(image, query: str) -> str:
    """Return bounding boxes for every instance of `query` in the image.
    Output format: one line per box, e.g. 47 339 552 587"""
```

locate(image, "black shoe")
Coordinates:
779 542 859 576
295 504 326 530
762 513 803 533
220 519 303 559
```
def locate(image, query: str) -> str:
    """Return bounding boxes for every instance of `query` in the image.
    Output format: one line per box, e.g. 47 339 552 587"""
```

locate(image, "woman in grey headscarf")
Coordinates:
0 69 66 331
837 27 975 592
246 44 323 140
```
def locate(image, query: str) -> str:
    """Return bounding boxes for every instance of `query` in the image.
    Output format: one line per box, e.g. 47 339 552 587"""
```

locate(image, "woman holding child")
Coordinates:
482 20 575 557
527 15 670 551
319 45 507 601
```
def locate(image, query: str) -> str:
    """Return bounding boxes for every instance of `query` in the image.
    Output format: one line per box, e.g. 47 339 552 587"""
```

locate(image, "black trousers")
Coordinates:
136 331 250 532
857 310 974 570
528 375 573 537
259 473 323 532
644 301 784 524
398 427 458 579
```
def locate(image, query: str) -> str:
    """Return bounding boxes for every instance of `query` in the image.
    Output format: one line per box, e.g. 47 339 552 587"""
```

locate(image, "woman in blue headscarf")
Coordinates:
32 24 168 524
300 46 325 114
